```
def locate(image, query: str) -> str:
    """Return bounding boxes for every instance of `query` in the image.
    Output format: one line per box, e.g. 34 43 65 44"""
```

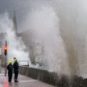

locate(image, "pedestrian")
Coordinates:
7 60 13 83
13 57 19 82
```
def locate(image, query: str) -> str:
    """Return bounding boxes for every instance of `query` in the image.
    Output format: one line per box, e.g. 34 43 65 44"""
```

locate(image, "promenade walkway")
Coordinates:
0 70 55 87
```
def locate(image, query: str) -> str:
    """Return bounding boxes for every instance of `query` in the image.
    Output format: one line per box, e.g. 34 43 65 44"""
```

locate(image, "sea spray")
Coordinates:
20 6 71 76
0 13 30 66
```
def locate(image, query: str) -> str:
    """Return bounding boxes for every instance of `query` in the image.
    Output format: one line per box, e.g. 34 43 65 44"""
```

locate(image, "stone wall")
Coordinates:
19 66 87 87
19 66 70 87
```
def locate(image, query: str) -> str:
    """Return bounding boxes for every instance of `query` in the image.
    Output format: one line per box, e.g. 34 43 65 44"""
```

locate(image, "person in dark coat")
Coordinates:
13 57 19 82
7 60 13 83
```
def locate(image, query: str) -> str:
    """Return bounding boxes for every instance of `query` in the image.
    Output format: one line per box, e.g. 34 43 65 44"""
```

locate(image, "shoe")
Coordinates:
15 80 18 82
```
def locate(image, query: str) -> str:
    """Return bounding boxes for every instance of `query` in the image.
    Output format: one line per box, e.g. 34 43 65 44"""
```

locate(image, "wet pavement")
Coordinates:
0 73 55 87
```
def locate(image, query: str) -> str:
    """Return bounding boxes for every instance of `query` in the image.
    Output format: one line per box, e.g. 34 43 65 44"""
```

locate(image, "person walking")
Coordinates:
7 60 13 83
13 57 19 82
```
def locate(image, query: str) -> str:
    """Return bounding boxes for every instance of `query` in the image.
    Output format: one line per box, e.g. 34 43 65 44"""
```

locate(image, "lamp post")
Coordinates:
4 41 8 76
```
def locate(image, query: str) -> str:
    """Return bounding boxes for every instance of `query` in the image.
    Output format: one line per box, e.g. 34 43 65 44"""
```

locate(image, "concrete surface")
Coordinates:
0 73 55 87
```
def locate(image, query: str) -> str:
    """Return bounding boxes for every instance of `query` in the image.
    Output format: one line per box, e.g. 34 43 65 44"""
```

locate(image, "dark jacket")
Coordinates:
13 60 19 73
7 63 13 73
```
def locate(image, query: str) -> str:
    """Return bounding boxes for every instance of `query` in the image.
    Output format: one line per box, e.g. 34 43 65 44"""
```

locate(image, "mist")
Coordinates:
0 0 87 78
18 0 87 78
51 0 87 78
0 13 30 66
19 5 70 76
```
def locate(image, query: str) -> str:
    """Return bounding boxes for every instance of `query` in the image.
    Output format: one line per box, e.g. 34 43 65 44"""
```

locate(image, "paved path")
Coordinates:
0 73 55 87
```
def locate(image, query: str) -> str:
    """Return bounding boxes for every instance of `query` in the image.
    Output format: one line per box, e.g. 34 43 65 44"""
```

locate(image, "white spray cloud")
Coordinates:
0 13 30 66
0 0 87 78
1 0 87 77
50 0 87 78
20 6 70 76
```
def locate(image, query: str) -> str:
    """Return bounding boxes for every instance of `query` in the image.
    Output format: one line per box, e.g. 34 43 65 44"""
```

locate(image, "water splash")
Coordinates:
20 6 70 76
0 13 30 66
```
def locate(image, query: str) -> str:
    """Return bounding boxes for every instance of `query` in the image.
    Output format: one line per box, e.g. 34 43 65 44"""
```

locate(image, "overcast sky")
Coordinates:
0 0 86 33
0 0 52 32
0 0 33 32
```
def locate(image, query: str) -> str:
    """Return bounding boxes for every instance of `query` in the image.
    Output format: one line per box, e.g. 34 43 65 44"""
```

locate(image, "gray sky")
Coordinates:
0 0 52 32
0 0 32 32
